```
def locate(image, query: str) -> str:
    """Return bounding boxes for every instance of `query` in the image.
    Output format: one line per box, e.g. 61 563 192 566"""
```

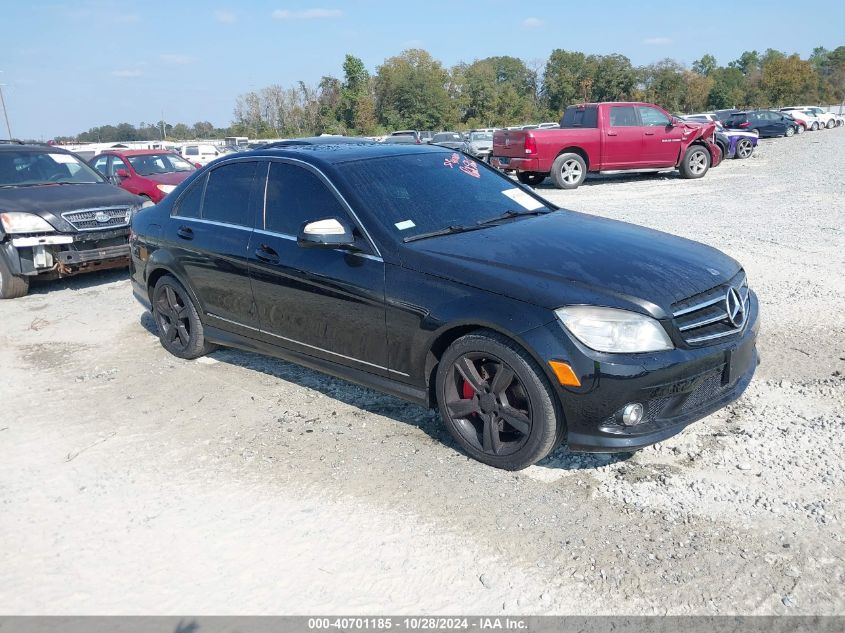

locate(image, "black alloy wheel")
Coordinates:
152 276 214 359
436 330 562 470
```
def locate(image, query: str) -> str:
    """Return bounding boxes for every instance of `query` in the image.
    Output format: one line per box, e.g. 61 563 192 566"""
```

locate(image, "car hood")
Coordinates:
399 211 740 316
0 182 141 232
141 171 194 186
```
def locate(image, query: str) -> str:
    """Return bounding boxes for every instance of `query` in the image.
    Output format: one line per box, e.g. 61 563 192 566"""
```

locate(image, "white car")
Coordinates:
800 106 843 129
780 108 826 131
178 143 222 166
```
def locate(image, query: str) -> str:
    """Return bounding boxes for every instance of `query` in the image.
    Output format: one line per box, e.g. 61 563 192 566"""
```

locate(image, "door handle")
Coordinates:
176 226 194 240
644 131 655 136
255 244 280 264
607 131 618 136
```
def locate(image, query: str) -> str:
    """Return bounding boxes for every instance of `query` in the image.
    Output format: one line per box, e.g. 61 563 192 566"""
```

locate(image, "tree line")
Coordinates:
56 45 845 143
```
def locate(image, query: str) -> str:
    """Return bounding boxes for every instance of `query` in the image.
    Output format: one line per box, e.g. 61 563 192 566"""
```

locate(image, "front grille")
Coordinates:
672 270 750 346
62 206 130 231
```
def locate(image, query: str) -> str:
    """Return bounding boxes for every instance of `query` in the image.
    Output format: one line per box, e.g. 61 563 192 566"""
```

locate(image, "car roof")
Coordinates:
98 149 177 156
0 141 71 152
221 142 450 168
261 136 376 148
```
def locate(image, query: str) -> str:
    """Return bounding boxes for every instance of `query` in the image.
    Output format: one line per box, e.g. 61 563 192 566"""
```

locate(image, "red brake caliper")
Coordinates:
462 380 476 400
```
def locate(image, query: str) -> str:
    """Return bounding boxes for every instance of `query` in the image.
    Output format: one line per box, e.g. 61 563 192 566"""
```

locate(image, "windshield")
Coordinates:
338 151 553 241
470 132 493 142
433 133 461 142
127 153 195 176
0 150 105 187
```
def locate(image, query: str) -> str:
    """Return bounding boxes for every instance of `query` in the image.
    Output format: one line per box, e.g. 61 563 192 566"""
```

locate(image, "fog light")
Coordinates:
621 403 644 426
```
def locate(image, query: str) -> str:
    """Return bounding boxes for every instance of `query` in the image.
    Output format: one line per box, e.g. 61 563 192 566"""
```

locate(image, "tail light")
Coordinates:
415 138 421 144
524 133 537 155
738 121 750 129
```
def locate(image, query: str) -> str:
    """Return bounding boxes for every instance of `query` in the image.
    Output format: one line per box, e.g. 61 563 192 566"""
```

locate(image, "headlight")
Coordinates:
0 212 55 234
125 204 142 224
156 184 177 194
555 306 674 353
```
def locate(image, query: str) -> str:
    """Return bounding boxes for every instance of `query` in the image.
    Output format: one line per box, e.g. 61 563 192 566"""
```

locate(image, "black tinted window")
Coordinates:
201 161 258 226
609 106 638 127
173 174 206 219
264 162 347 235
561 106 598 128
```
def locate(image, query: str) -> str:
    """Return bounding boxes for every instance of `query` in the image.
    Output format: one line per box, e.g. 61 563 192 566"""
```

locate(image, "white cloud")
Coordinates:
159 53 194 65
522 17 544 28
112 69 143 78
272 8 342 20
214 9 237 23
643 37 672 45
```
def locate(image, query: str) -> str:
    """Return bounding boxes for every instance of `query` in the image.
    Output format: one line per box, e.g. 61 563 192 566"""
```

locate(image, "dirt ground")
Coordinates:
1 129 843 615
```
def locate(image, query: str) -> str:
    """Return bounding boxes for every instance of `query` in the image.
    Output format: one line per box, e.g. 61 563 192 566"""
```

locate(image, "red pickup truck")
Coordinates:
491 102 722 189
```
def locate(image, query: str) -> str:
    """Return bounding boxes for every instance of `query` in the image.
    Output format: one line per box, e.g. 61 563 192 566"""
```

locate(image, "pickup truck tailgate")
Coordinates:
492 130 529 159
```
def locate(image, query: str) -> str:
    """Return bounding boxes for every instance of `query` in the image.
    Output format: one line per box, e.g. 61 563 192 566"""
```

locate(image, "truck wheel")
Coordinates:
0 252 30 299
550 153 586 189
679 145 710 179
516 172 546 186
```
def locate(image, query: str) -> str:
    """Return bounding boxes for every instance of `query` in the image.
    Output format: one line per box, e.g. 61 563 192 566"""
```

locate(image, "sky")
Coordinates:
2 0 843 139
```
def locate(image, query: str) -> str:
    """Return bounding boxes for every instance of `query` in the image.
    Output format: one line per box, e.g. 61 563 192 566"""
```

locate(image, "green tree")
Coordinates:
760 54 817 105
692 54 717 76
374 49 457 130
542 50 588 114
729 50 761 76
340 54 370 131
460 56 537 127
585 54 636 102
639 59 687 111
707 67 746 109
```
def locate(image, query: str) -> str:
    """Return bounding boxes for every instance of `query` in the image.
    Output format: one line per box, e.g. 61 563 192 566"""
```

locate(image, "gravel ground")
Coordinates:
1 129 843 615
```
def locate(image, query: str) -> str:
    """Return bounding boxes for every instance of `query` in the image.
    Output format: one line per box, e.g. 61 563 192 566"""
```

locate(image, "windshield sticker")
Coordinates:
443 153 481 178
395 219 416 231
49 153 77 164
502 188 545 211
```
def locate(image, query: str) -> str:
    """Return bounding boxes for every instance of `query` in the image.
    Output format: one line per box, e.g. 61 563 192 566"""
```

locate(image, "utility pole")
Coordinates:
0 71 12 139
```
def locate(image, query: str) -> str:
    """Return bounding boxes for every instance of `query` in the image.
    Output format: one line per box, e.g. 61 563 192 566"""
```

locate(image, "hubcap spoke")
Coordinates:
489 365 514 396
447 398 480 419
165 286 180 313
499 405 531 435
175 323 190 346
455 357 487 392
482 414 501 454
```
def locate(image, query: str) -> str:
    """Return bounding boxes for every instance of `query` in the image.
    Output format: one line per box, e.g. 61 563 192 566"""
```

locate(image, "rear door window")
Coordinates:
609 106 638 127
263 162 348 236
201 161 259 226
173 174 206 219
561 106 598 128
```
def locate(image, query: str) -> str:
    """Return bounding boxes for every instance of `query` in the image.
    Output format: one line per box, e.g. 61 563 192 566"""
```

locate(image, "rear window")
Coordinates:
560 106 598 128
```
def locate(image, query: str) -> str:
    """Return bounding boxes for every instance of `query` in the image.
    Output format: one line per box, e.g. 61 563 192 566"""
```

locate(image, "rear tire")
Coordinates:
826 120 834 129
0 252 30 299
550 153 587 189
151 275 215 359
516 172 546 187
811 122 819 131
435 329 563 470
734 138 754 159
679 144 710 179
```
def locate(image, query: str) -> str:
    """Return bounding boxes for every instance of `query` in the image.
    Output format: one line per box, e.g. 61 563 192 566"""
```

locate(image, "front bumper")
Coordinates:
1 228 130 277
520 292 759 452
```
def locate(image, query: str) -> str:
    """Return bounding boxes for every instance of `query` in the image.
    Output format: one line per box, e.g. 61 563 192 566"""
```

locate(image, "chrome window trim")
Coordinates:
207 313 407 376
252 228 383 261
176 216 253 231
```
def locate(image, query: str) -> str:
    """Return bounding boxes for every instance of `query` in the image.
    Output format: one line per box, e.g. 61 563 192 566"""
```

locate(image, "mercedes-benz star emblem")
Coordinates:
725 287 745 328
94 211 110 224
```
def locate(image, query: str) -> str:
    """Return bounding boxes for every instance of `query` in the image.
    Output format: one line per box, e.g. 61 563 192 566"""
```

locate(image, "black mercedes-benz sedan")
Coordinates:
129 143 758 470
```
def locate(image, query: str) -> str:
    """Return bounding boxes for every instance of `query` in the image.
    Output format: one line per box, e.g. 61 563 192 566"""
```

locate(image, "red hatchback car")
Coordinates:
89 150 196 205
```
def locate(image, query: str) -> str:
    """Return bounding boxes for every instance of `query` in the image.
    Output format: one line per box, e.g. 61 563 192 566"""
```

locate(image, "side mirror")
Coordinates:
297 217 357 250
116 169 129 178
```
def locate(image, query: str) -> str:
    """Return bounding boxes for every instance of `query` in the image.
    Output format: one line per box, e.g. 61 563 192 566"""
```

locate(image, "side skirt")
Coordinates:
203 325 431 408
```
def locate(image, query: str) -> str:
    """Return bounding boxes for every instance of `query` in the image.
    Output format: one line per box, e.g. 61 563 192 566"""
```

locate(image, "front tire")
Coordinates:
826 120 835 129
550 153 587 189
152 275 215 359
795 123 805 134
734 138 754 159
516 172 546 187
679 144 710 179
785 126 795 137
0 253 30 299
811 122 819 131
435 330 563 470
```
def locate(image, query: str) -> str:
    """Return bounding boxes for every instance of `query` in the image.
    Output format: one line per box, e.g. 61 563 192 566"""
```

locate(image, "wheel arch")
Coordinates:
422 321 562 410
555 146 590 170
144 262 205 320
